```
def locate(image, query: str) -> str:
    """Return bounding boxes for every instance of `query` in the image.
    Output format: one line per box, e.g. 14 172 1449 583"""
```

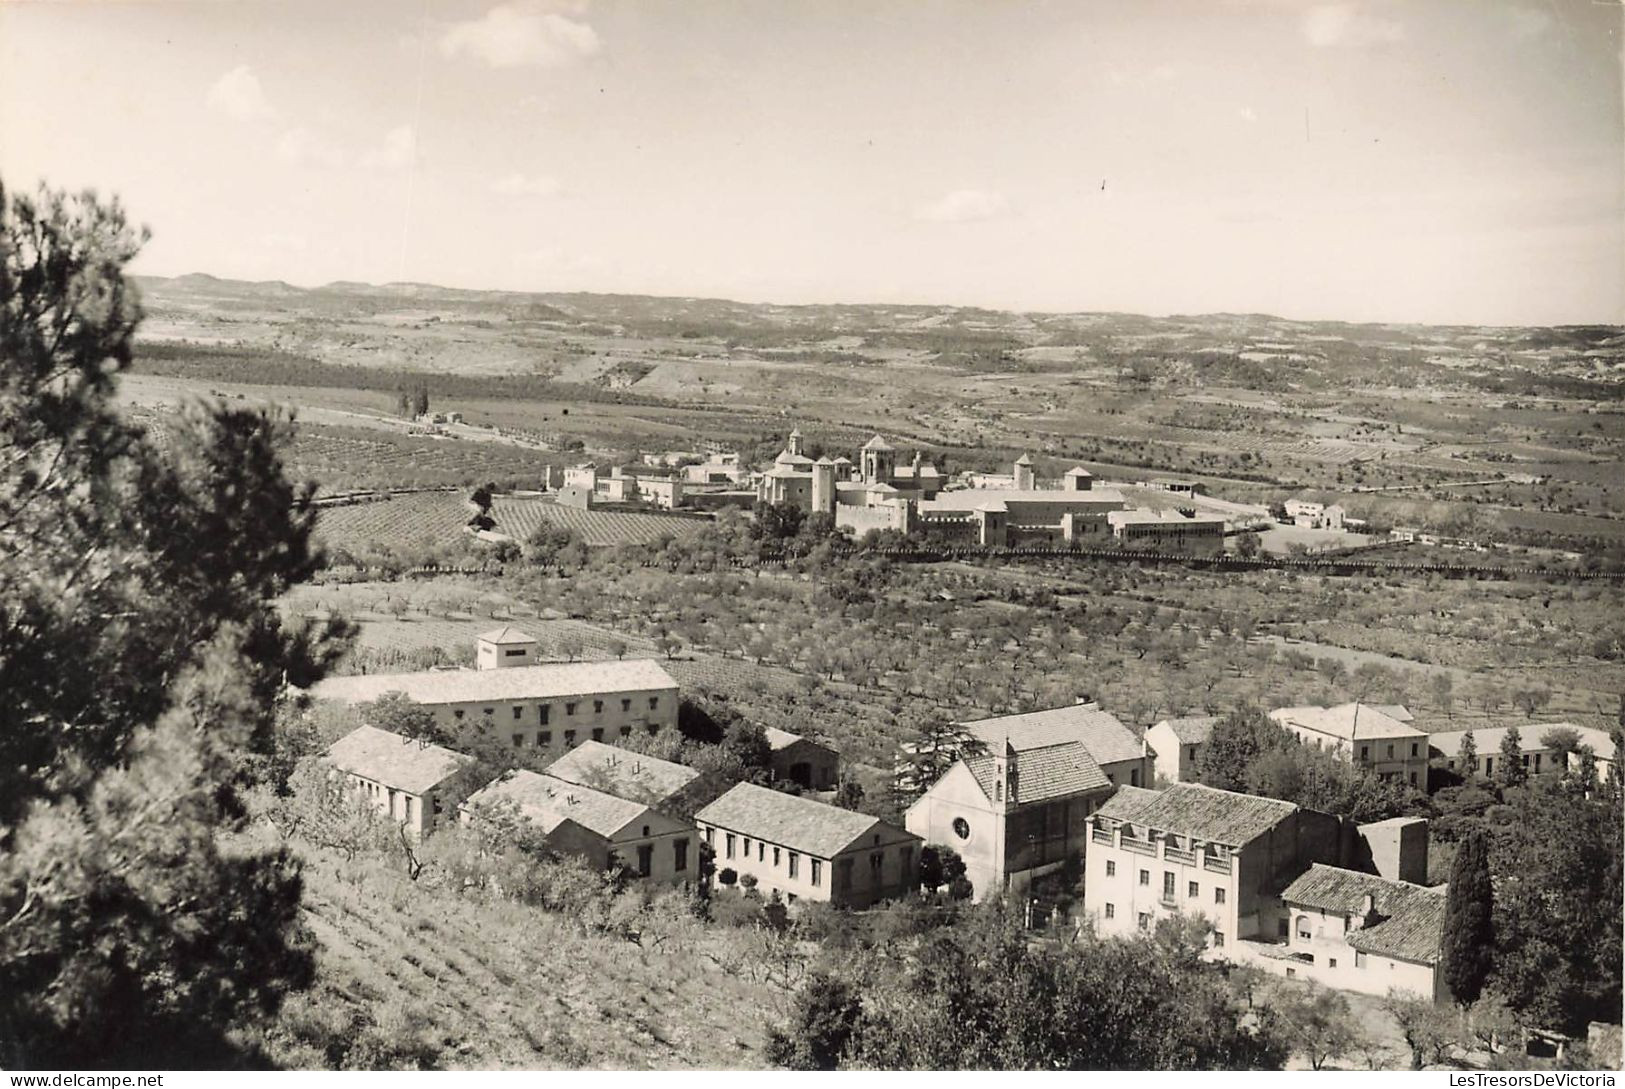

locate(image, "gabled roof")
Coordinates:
763 726 832 754
1064 466 1093 477
921 488 1126 512
1152 715 1220 744
1282 864 1446 965
861 435 895 451
695 782 917 859
466 770 653 839
327 725 473 794
1269 702 1426 742
1015 453 1034 465
479 626 537 646
1095 782 1299 847
545 740 698 803
310 659 679 707
961 704 1143 765
964 740 1111 804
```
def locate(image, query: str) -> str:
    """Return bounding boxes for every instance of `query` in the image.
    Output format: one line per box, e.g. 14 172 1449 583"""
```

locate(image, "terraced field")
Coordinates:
490 499 711 548
275 843 783 1069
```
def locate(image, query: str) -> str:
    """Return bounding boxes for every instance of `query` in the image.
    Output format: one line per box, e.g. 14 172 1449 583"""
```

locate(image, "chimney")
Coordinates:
1351 892 1378 929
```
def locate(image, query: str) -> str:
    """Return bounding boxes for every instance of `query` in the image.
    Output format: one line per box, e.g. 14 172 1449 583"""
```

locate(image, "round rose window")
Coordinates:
952 817 971 840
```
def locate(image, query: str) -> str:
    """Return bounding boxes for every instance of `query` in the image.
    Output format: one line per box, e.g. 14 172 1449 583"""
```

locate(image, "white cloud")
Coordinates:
491 172 561 197
206 65 274 121
440 2 600 68
1238 106 1258 123
1302 4 1404 47
914 189 1011 223
276 127 347 168
361 125 417 171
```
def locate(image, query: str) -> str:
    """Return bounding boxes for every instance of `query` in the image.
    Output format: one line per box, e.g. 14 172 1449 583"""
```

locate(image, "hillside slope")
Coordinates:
262 845 783 1070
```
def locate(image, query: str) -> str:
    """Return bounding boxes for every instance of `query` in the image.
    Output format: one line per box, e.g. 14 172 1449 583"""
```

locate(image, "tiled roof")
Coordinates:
862 435 895 451
544 740 698 804
466 770 651 839
1095 782 1299 847
763 726 833 754
1154 715 1220 744
1282 864 1446 964
965 740 1111 804
309 658 678 707
1269 703 1426 742
1431 723 1613 760
327 725 473 794
479 626 537 645
695 782 916 859
1370 704 1414 723
961 704 1144 765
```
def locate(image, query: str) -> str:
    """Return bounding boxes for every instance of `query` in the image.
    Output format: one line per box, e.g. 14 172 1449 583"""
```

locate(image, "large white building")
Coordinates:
1269 702 1430 790
310 629 680 754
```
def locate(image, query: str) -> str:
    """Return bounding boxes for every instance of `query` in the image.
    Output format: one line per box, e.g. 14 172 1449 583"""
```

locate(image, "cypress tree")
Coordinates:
1440 831 1494 1005
1458 730 1478 781
1498 726 1527 789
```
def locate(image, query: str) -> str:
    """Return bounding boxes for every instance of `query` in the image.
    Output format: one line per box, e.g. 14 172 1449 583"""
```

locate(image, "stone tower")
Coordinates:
787 428 804 458
1014 453 1035 491
811 456 836 514
861 434 896 485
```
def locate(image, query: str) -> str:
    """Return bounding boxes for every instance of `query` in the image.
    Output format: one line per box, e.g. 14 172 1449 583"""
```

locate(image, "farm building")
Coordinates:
764 727 839 790
310 634 680 755
326 724 476 842
1106 509 1226 553
1431 723 1616 784
464 769 696 884
697 783 921 908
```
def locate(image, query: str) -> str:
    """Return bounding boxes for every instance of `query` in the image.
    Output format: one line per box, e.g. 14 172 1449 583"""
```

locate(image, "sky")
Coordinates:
1 0 1621 325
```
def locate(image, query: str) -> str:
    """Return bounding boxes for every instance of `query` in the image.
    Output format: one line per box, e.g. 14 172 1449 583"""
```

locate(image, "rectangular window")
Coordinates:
725 833 735 860
1139 869 1150 886
1105 860 1116 877
1328 958 1338 969
483 707 494 716
1411 742 1419 757
403 795 414 823
1104 903 1115 919
592 728 604 742
620 726 632 738
1188 881 1199 898
1130 768 1141 787
744 837 751 857
1215 887 1226 905
1162 872 1175 902
513 706 523 720
539 730 552 746
649 697 659 710
637 844 653 877
1360 745 1369 762
1355 951 1368 968
594 700 604 715
788 852 799 879
774 847 782 867
811 859 822 887
512 733 523 747
540 705 550 725
454 709 465 720
1387 744 1395 758
1214 931 1225 948
566 702 577 716
622 698 632 712
504 648 526 657
758 842 765 862
564 729 576 746
675 839 689 872
1137 913 1150 930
